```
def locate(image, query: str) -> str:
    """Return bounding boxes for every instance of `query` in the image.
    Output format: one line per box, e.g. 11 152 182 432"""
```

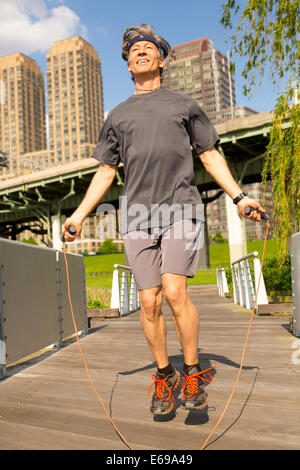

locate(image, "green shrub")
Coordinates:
262 255 291 292
225 267 233 292
224 255 291 294
213 231 225 243
87 299 101 309
99 238 118 254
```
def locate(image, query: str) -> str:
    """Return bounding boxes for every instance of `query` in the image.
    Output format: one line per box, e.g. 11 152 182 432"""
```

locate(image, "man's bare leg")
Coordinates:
139 284 181 415
162 273 208 410
138 285 169 369
162 273 199 365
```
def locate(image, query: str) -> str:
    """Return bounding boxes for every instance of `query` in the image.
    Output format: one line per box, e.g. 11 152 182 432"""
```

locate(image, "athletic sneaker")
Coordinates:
181 365 214 410
148 368 181 415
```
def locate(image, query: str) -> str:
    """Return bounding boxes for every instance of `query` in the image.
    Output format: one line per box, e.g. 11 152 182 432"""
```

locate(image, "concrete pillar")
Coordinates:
51 214 66 251
225 194 247 264
198 204 210 269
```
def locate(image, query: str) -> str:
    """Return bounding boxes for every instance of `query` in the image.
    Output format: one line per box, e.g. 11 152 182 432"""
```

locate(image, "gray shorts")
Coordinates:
123 219 202 291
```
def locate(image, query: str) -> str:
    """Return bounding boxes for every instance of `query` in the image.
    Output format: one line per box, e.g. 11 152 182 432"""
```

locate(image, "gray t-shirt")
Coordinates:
91 88 219 235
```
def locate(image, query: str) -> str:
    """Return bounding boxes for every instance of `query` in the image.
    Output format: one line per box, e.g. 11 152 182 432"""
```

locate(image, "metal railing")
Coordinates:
216 268 229 297
217 251 268 315
232 251 268 314
110 264 140 317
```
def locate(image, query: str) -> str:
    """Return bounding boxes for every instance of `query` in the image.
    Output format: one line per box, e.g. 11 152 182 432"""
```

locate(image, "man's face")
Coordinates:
128 41 164 78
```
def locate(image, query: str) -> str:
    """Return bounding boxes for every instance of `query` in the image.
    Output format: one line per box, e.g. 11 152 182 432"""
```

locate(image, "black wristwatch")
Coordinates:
233 192 247 205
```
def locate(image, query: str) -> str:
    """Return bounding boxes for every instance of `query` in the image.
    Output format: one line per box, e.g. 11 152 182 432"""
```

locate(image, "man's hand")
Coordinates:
61 162 117 243
62 216 83 242
198 148 267 223
237 196 266 222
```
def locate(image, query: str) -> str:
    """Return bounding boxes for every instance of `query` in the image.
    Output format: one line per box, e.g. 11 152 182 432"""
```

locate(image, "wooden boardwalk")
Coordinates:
0 285 299 450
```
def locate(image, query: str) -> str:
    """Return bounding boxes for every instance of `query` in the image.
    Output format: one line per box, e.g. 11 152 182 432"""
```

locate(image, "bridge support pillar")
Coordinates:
225 194 247 264
198 204 210 269
51 214 66 251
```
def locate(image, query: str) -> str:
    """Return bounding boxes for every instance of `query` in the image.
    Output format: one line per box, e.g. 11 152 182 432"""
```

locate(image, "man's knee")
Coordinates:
139 287 162 321
163 282 186 308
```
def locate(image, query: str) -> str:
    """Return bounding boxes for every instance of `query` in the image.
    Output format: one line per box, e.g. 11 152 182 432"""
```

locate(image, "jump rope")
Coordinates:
61 205 270 451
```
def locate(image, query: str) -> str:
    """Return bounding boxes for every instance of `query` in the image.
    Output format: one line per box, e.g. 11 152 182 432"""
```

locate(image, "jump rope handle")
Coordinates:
245 206 270 220
61 225 77 242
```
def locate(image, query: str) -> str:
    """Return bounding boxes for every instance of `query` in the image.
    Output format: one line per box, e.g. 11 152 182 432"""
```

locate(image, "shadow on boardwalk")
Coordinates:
0 285 299 450
115 348 258 433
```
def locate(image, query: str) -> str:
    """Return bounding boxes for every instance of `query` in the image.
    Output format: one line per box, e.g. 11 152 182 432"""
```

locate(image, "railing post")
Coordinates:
110 267 120 309
129 273 138 311
232 265 239 304
253 256 269 314
221 268 229 296
120 271 129 316
237 262 246 307
216 268 229 297
216 268 221 296
244 260 253 309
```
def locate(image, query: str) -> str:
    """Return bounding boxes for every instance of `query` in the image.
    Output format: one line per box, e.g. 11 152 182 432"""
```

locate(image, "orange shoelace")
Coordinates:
182 367 215 399
148 374 177 406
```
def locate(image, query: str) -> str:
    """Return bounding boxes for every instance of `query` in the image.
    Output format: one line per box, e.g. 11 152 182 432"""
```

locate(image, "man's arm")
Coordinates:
198 146 266 221
62 162 117 242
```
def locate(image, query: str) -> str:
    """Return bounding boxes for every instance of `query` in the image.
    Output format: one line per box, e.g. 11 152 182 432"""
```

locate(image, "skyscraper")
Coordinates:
163 37 241 124
0 53 46 177
46 36 104 165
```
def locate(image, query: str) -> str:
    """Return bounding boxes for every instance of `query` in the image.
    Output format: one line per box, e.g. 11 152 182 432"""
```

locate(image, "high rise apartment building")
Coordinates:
162 37 256 124
46 36 104 165
0 53 46 177
0 37 109 252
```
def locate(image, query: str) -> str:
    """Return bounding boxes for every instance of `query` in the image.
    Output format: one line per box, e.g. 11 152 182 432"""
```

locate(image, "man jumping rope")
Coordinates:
63 24 266 416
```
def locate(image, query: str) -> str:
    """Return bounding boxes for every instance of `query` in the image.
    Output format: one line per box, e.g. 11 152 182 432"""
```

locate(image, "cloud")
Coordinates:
0 0 87 56
95 26 108 36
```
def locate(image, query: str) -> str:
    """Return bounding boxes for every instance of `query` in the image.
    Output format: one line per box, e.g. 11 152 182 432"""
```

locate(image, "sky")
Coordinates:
0 0 287 115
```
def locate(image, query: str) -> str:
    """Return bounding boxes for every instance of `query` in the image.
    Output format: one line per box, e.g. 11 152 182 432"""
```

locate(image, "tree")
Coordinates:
99 238 118 254
213 231 225 243
220 0 300 261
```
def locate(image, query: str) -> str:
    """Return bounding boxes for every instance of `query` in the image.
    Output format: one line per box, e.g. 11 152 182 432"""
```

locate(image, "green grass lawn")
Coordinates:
84 239 278 290
208 238 277 267
187 269 217 285
86 274 115 289
84 253 125 274
247 239 277 260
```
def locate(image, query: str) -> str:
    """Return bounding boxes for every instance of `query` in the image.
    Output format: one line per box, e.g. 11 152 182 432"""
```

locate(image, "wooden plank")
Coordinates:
0 285 299 450
87 308 119 319
258 303 292 314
